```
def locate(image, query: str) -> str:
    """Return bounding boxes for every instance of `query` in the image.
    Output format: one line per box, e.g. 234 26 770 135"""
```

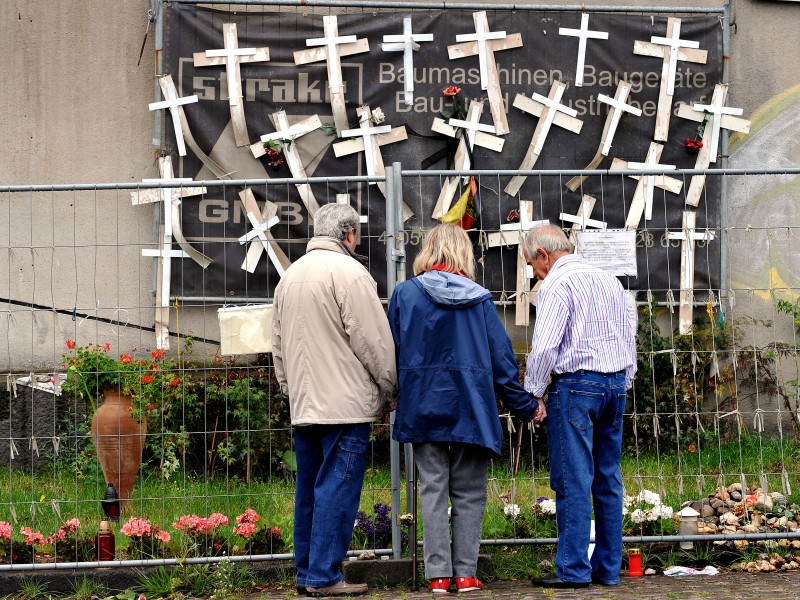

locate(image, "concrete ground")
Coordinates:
241 572 800 599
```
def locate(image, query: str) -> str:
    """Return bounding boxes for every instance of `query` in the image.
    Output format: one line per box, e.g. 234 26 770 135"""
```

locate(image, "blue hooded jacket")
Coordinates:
388 270 536 456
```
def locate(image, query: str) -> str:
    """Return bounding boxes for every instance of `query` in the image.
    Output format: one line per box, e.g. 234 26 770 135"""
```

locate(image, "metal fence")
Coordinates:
1 166 799 570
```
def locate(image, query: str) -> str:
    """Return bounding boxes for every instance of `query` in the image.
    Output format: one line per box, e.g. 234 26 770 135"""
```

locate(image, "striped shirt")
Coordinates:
524 254 637 397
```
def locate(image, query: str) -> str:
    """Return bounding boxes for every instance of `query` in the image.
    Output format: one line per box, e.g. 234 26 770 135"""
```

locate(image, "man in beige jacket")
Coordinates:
272 203 397 597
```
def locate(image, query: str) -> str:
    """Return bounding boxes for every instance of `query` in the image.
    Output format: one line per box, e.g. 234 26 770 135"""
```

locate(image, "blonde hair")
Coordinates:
413 224 476 279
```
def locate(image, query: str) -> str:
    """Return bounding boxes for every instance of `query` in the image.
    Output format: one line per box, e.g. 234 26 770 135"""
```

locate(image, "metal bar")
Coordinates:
719 3 732 311
170 0 724 13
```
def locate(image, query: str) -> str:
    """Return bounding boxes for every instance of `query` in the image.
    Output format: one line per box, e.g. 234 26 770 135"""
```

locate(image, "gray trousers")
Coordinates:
413 442 488 579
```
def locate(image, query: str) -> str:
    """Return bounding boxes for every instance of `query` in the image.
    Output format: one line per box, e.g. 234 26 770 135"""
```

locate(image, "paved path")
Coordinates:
240 573 800 599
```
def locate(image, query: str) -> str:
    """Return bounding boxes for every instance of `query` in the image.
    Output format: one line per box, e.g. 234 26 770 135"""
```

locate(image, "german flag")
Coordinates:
438 176 478 230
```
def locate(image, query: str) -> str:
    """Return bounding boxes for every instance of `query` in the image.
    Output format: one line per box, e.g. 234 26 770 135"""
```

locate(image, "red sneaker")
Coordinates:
456 577 483 593
429 578 451 593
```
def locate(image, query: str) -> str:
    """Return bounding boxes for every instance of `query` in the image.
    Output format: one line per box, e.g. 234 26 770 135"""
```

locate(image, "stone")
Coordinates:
771 492 788 507
730 491 742 501
714 487 730 502
728 482 743 493
645 568 657 576
701 504 716 518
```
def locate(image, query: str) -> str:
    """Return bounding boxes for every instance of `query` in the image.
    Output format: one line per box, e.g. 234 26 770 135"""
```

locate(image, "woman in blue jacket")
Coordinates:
388 224 544 594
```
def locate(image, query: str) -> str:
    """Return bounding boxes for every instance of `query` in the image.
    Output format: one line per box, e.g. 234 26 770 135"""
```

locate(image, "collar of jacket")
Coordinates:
306 236 369 266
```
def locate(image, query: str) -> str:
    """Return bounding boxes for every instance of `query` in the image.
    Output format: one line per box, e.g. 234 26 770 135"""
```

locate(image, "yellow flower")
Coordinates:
39 494 45 502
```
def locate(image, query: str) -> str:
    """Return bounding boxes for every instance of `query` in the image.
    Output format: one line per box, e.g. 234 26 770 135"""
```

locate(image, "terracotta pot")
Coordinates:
91 389 146 507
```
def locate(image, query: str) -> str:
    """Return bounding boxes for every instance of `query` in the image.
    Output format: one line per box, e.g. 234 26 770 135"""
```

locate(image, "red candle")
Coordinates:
628 548 643 577
96 520 115 561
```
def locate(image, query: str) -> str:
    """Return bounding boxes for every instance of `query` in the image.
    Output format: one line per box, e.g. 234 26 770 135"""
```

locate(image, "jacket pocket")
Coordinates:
568 389 603 431
334 429 369 481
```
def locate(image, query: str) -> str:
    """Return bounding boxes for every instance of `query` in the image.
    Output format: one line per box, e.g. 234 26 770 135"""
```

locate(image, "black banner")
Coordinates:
164 5 722 300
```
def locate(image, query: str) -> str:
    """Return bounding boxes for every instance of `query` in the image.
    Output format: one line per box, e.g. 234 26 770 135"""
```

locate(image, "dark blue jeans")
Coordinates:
547 371 626 585
293 423 370 589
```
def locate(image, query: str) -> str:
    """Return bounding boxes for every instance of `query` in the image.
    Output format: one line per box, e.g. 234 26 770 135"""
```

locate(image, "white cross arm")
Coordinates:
667 229 716 242
488 219 550 247
239 215 280 244
430 118 504 153
610 158 683 194
148 96 198 111
259 115 324 144
131 184 206 206
193 48 269 66
448 32 522 59
597 92 643 117
293 38 369 65
142 248 189 259
632 40 707 63
332 126 408 157
559 211 607 230
512 94 583 134
676 103 751 133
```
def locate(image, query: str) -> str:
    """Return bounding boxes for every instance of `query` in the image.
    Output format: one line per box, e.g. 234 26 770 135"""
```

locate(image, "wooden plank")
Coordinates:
676 103 751 133
512 94 583 133
447 33 522 59
332 127 408 157
514 201 534 327
293 38 370 64
239 189 291 274
486 229 526 248
192 49 270 66
632 40 707 63
131 187 206 205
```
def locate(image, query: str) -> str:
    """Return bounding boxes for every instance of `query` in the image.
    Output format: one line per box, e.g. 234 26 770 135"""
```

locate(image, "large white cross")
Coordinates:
381 18 433 106
148 79 198 157
676 84 751 207
559 13 608 87
692 95 745 164
239 212 285 277
566 80 641 192
486 202 549 326
250 111 323 218
448 11 522 135
339 108 392 181
455 15 506 90
628 145 678 222
430 100 504 218
559 195 607 248
238 188 291 275
667 210 716 334
194 23 270 146
294 16 369 134
505 81 583 197
633 17 707 141
611 142 682 229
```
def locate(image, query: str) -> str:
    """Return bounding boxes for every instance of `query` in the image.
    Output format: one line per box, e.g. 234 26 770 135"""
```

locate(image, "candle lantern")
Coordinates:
102 483 121 521
627 547 643 577
96 519 115 561
677 506 700 550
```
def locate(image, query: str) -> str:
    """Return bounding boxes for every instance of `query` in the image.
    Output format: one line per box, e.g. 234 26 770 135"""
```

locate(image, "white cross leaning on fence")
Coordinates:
448 11 522 135
239 212 285 278
676 84 751 207
381 17 433 106
559 195 607 246
238 188 291 275
667 210 716 335
294 15 369 135
633 17 707 141
148 77 198 157
332 106 413 220
250 111 323 218
611 142 683 229
487 202 550 326
430 99 504 219
559 13 609 87
566 80 641 192
193 23 270 147
505 81 583 197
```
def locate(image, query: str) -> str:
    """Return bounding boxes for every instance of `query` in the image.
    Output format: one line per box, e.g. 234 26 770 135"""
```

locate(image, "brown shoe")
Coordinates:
306 580 368 597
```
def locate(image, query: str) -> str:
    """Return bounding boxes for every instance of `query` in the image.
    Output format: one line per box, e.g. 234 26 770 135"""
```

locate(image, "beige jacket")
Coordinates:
272 237 398 425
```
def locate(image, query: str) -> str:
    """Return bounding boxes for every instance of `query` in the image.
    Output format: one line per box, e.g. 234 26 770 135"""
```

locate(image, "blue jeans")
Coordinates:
293 423 370 589
546 371 626 585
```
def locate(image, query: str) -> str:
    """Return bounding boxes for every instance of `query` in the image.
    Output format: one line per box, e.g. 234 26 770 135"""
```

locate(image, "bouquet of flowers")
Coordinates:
120 516 172 559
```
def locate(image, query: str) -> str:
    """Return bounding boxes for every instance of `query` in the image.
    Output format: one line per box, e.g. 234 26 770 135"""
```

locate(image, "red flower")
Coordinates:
266 148 280 159
141 375 154 384
120 354 134 364
66 339 76 350
169 379 179 387
148 403 154 410
104 343 111 351
151 349 166 360
685 138 703 154
688 444 696 453
443 86 461 97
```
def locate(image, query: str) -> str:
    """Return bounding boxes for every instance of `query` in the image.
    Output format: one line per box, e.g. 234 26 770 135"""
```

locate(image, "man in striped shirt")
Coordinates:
522 224 636 589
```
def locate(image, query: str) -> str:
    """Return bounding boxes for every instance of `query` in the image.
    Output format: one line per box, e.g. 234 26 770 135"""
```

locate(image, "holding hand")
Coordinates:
532 400 547 424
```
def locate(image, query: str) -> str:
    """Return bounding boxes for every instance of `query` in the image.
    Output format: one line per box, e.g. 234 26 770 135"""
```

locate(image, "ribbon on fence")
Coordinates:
52 436 60 456
753 408 766 433
9 439 18 460
666 289 676 313
29 436 38 457
7 374 16 398
695 411 706 434
783 470 792 496
652 413 660 437
51 499 61 520
760 473 770 495
9 504 16 523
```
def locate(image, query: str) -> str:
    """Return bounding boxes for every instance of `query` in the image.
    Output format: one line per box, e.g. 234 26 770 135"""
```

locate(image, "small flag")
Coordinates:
438 177 478 230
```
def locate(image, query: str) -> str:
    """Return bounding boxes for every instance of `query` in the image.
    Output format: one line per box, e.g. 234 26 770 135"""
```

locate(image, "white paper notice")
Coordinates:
575 229 637 277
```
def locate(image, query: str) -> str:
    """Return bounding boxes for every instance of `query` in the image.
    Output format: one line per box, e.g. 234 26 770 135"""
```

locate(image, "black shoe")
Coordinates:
531 575 590 589
296 585 308 595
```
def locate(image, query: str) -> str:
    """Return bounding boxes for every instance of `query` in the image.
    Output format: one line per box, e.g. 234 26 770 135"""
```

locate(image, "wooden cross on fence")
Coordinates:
250 110 324 218
193 23 270 147
448 11 522 135
667 210 716 334
505 81 583 197
567 80 642 192
381 18 433 106
294 16 370 135
633 17 707 141
677 84 751 206
559 13 608 87
148 76 198 157
238 188 291 276
333 106 413 220
133 156 210 350
611 142 682 229
486 201 549 326
430 99 504 219
559 195 607 246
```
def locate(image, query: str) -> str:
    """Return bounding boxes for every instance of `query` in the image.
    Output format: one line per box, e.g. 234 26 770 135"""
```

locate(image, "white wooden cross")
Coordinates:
148 77 198 157
333 106 412 220
676 84 751 207
430 99 504 219
486 201 549 326
505 81 583 197
448 11 522 135
667 210 716 334
611 142 683 229
381 18 433 106
558 13 608 87
559 195 607 246
238 188 291 275
250 111 323 218
566 81 641 192
240 213 285 277
692 91 745 163
294 15 370 134
193 23 270 147
136 157 209 350
633 17 707 141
